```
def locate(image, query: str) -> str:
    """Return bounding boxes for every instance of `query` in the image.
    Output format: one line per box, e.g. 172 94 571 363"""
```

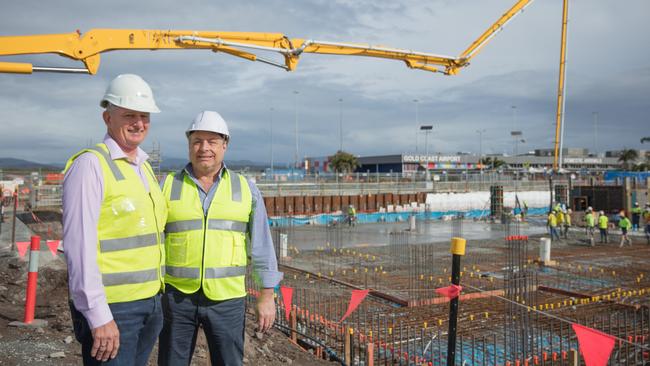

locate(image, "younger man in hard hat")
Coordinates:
63 74 166 365
158 111 282 365
618 211 632 247
644 203 650 244
563 208 572 239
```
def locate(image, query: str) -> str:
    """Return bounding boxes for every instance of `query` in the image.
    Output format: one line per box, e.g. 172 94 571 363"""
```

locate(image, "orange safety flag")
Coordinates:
280 286 293 321
572 323 615 366
16 241 30 258
340 289 370 322
435 284 463 299
46 240 60 258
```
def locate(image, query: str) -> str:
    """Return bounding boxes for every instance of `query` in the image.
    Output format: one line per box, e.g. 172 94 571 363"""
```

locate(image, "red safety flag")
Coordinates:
16 241 30 258
280 286 293 321
46 240 60 258
572 323 615 366
435 285 463 299
340 289 370 322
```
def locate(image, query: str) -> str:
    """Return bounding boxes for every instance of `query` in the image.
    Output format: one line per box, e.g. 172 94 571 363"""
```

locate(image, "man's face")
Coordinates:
189 131 228 173
103 106 150 151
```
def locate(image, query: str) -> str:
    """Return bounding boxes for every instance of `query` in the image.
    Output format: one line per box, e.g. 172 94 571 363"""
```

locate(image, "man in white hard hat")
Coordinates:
63 74 167 365
158 111 282 366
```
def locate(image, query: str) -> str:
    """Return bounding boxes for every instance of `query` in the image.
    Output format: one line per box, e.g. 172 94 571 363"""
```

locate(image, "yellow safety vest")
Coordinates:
598 215 608 229
548 213 557 227
65 144 166 303
162 168 252 301
565 213 571 226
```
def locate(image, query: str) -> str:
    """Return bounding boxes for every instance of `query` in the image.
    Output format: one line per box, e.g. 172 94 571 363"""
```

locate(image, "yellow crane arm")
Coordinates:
0 1 533 76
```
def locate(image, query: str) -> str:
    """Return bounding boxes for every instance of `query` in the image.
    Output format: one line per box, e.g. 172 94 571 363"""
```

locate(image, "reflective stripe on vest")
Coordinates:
164 265 246 279
88 146 125 181
100 233 158 252
102 268 159 286
205 266 246 279
165 219 246 234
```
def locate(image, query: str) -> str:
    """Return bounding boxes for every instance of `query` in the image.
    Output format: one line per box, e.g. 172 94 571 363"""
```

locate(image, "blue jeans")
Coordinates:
70 294 163 366
549 226 560 241
158 286 245 366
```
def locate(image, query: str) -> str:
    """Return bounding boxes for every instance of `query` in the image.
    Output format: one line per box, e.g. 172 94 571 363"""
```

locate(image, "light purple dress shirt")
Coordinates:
62 135 151 329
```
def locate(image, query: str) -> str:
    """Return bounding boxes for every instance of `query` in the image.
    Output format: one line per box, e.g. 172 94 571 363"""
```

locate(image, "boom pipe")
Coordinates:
553 0 569 171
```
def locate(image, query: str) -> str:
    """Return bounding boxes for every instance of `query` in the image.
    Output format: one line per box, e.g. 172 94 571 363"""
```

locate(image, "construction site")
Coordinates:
1 0 650 365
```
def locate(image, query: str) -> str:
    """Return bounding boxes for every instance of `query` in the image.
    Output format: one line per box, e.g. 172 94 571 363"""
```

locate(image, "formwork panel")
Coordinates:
294 196 304 214
303 195 313 214
408 193 417 204
275 196 285 215
313 196 323 214
332 196 341 212
384 193 393 206
571 186 624 213
400 194 409 205
322 196 332 212
368 194 376 211
376 194 384 209
358 195 367 211
264 197 275 217
285 196 296 214
341 195 350 209
350 195 359 210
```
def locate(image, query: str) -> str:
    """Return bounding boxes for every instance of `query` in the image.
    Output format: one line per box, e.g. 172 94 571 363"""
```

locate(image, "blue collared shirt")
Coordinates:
180 163 283 288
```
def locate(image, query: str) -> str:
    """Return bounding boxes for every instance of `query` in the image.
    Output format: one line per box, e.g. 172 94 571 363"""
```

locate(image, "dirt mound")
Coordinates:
0 252 336 366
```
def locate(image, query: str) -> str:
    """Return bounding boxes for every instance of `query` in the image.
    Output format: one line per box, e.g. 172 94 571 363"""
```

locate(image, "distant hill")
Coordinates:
0 158 61 170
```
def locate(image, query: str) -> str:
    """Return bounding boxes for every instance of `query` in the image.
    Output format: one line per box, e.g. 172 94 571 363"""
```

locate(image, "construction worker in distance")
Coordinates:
158 111 283 366
618 211 632 247
547 210 560 242
631 202 641 231
598 210 609 244
555 207 565 238
347 204 357 227
584 207 595 247
62 74 167 365
643 203 650 244
563 208 572 239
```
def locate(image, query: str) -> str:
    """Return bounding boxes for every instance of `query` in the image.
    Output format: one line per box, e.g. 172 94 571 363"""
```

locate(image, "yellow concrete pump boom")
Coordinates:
0 0 533 76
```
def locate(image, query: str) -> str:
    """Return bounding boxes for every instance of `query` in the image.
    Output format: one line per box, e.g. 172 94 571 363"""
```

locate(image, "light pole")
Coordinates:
413 99 419 153
421 125 433 180
592 111 598 155
270 107 274 180
293 90 299 170
476 129 486 178
510 130 525 192
339 98 343 152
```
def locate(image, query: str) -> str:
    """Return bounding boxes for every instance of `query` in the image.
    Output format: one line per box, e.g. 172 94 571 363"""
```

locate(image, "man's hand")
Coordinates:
255 288 276 333
91 320 120 361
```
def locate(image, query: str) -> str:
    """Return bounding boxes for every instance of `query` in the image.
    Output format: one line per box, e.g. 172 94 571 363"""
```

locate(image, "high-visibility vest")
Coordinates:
585 213 595 228
162 168 252 301
619 217 631 229
64 144 166 303
631 207 642 215
598 215 609 229
556 211 564 225
565 213 571 226
548 213 557 227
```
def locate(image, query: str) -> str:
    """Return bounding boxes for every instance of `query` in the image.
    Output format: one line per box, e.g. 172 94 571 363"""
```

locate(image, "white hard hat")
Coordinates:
186 111 230 139
587 206 593 211
100 74 160 113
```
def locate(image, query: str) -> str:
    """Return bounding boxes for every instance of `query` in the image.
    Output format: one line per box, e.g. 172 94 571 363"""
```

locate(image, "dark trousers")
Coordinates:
158 286 245 366
599 228 608 243
70 294 163 366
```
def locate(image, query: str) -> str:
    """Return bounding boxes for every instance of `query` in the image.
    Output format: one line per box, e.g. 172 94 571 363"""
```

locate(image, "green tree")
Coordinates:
480 157 505 170
330 150 359 174
617 148 639 171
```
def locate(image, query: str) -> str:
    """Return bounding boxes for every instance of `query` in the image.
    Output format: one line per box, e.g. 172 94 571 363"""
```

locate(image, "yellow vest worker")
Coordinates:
65 144 166 303
158 111 282 365
162 168 251 300
598 214 609 229
548 212 557 227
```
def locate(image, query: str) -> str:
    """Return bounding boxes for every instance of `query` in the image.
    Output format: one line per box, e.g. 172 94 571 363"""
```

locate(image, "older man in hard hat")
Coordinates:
158 111 282 366
63 74 167 365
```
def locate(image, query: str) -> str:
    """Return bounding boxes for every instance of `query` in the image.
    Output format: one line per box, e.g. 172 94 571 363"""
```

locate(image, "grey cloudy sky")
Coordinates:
1 0 649 166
